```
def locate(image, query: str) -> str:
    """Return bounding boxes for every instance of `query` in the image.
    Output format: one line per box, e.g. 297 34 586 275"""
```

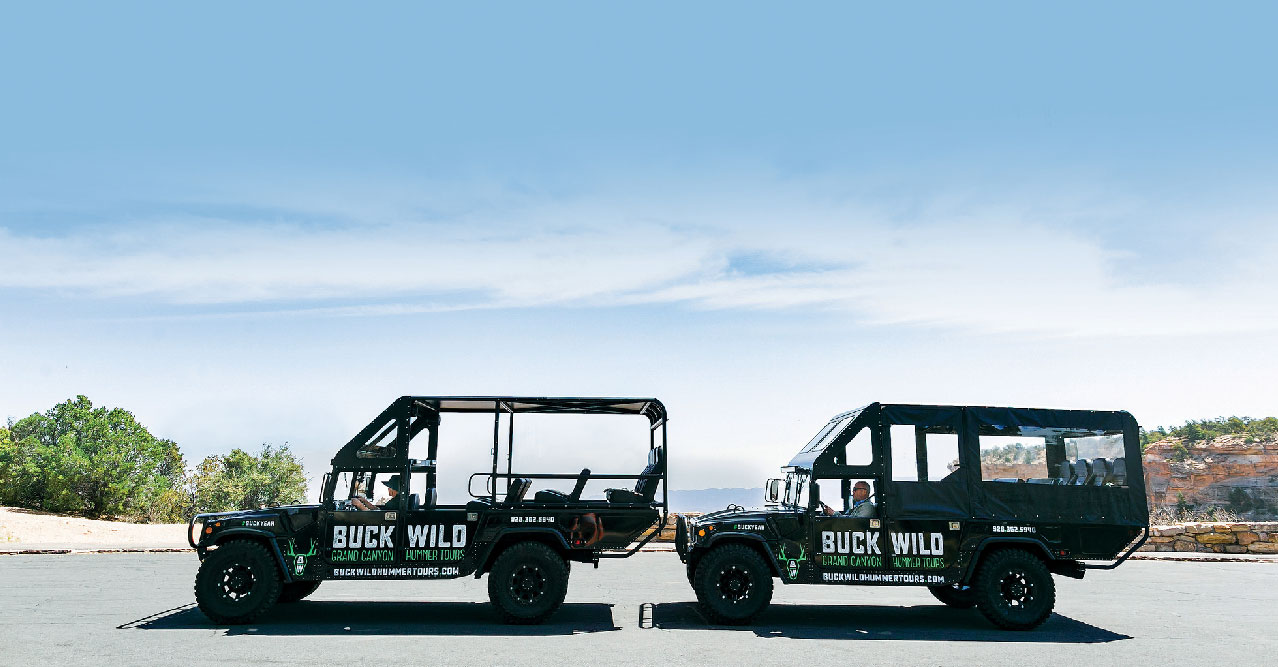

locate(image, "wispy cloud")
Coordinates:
2 191 1275 336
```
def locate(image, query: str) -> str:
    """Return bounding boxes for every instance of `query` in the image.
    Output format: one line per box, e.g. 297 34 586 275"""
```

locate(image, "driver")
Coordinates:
822 480 876 517
351 474 405 511
376 474 406 510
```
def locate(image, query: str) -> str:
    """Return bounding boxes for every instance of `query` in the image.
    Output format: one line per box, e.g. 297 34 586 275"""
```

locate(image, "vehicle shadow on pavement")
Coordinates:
646 603 1130 642
122 601 620 636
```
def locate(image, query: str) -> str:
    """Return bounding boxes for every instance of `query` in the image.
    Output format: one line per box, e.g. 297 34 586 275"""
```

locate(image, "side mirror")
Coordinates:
765 479 782 503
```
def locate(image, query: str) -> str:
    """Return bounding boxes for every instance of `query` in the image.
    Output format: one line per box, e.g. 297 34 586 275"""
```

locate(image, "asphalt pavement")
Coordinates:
1 552 1274 666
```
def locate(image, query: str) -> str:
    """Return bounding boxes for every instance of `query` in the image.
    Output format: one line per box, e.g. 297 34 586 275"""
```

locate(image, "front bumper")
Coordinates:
675 515 688 562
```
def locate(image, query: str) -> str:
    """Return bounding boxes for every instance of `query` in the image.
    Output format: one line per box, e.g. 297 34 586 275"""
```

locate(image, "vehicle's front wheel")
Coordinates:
973 549 1055 630
692 544 774 625
194 540 282 624
277 581 321 603
488 542 569 624
929 584 977 609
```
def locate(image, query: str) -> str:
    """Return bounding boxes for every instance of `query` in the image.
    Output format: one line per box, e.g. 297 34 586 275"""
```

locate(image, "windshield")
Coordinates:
777 470 809 508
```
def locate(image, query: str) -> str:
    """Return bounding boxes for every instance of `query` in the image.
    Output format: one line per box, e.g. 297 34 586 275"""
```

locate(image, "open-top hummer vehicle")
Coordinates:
190 396 668 625
676 403 1149 630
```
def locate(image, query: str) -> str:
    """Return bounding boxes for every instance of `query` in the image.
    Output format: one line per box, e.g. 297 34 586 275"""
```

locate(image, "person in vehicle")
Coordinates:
376 475 405 510
822 480 876 517
350 475 404 510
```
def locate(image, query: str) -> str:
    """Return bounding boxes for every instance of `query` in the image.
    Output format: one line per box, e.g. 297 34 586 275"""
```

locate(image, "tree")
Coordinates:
0 396 187 519
191 444 308 513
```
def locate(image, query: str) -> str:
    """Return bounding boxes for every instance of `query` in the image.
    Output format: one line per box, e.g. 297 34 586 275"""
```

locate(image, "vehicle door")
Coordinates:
325 470 402 579
879 405 967 586
809 418 889 584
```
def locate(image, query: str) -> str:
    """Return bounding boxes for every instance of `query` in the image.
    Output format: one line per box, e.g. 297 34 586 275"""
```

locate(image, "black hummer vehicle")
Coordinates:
676 403 1149 630
189 396 668 625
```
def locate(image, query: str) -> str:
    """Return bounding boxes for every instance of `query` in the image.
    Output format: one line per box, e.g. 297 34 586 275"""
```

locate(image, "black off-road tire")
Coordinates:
487 542 569 624
194 540 283 624
277 581 321 604
973 549 1055 630
692 544 774 625
929 584 977 609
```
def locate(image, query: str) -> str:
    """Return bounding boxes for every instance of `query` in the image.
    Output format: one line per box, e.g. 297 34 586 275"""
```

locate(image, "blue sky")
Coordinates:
2 2 1276 497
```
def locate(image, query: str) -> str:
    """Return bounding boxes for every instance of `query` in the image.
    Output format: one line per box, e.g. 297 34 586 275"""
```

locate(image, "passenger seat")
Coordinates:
1090 458 1111 486
1072 460 1092 486
1110 458 1127 486
503 478 532 504
534 469 592 503
605 447 664 504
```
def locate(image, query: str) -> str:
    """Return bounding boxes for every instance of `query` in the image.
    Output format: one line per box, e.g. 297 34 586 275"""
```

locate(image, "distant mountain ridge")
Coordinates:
668 487 763 513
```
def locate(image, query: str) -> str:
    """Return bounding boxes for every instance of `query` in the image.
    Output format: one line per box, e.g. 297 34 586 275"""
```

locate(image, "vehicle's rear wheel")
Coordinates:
973 549 1055 630
488 542 569 624
194 540 282 624
929 584 977 609
692 544 773 625
277 581 321 603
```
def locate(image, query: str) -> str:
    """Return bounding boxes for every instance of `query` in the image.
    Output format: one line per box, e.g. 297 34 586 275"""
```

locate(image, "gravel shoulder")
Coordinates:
0 506 188 551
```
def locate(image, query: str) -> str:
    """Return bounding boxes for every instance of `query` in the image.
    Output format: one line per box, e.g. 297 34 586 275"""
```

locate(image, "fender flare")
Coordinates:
696 532 785 579
209 528 294 583
961 536 1055 584
473 527 572 577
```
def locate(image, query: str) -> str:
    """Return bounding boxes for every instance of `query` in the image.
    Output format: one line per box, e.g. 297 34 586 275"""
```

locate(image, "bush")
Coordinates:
0 396 186 520
191 444 308 513
1166 416 1278 442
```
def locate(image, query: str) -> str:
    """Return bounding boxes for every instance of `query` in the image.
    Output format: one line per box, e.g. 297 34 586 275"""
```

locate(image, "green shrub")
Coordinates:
191 443 308 513
0 396 185 520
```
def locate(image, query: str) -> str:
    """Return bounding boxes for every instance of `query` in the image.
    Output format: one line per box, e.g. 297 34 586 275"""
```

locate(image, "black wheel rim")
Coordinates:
997 569 1036 609
716 565 752 604
219 564 256 602
510 564 546 604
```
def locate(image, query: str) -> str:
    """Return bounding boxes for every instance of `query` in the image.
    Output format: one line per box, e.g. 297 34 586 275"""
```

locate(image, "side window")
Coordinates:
978 433 1047 482
890 425 960 482
356 419 398 459
979 425 1128 486
843 427 873 466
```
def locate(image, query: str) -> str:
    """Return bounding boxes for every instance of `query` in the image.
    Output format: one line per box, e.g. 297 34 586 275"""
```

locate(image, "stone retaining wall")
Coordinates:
1139 522 1278 554
644 513 702 542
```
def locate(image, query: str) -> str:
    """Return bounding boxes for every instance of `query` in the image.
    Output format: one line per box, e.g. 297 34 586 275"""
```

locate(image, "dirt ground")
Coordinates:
0 506 188 551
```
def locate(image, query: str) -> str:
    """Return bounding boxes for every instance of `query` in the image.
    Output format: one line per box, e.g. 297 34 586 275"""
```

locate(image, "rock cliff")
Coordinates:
1143 435 1278 518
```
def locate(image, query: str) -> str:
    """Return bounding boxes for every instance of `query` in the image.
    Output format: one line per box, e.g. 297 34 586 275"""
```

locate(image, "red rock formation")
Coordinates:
1143 435 1278 517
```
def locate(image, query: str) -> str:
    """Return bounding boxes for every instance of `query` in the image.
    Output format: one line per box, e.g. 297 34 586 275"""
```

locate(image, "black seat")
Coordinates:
422 488 437 508
1090 458 1111 486
1056 461 1074 484
605 447 664 504
1110 457 1127 485
534 468 591 503
1072 460 1091 486
503 478 532 504
406 493 420 510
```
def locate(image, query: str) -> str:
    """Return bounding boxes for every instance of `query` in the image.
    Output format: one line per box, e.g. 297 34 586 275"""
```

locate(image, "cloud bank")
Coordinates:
2 191 1275 337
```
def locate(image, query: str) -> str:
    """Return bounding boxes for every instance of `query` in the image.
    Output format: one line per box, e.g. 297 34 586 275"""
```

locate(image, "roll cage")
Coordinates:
320 395 669 519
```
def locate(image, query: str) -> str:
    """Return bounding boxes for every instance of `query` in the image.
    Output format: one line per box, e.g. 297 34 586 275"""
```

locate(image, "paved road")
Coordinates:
1 552 1275 666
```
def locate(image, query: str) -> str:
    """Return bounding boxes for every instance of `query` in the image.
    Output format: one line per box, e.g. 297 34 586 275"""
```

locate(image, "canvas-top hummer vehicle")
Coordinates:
676 403 1149 630
189 396 668 625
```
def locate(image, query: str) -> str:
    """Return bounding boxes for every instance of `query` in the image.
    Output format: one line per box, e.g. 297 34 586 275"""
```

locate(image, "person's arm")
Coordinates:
352 495 375 511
